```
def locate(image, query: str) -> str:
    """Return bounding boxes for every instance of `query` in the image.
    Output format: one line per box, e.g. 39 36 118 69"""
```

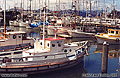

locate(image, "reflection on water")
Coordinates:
13 27 120 78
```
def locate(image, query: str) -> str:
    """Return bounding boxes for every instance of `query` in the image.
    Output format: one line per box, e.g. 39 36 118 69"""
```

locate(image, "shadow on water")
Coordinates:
28 62 87 78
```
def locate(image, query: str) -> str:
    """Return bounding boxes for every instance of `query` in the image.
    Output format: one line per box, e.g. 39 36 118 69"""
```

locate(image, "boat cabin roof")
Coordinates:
39 37 65 41
5 31 26 35
108 29 120 31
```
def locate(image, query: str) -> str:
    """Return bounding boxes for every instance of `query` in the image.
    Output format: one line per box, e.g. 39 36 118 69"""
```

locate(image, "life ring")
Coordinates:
116 38 119 42
13 35 16 39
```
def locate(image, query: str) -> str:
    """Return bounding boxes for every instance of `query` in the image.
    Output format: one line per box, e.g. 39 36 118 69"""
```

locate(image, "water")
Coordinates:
13 27 120 78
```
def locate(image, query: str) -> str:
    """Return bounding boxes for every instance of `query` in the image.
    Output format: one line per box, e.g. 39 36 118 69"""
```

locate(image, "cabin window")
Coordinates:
109 30 110 33
77 28 80 30
58 43 61 47
45 56 47 58
47 43 49 47
64 49 67 52
116 31 118 34
52 44 55 47
29 53 31 55
111 31 114 34
40 42 42 45
22 34 27 39
69 49 72 52
13 35 16 39
18 35 21 38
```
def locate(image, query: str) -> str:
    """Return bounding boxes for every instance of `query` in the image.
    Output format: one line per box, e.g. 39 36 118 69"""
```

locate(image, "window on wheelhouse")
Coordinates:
111 31 114 34
22 33 27 39
116 31 118 34
109 30 110 33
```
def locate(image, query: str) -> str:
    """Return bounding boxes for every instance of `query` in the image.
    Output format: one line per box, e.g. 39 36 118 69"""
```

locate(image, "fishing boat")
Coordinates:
0 28 89 74
47 24 71 36
0 0 34 51
67 26 95 38
0 6 89 74
95 29 120 44
47 17 73 36
0 31 34 51
0 37 88 74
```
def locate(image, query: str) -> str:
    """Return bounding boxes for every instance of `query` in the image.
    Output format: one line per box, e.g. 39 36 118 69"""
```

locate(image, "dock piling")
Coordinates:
101 41 109 74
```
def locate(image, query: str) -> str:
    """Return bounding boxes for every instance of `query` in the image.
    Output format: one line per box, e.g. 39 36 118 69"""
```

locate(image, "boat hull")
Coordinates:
0 40 88 74
0 55 84 74
96 36 120 44
67 30 94 38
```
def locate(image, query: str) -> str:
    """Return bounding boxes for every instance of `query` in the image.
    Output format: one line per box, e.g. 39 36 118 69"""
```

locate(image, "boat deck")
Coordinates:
2 57 69 68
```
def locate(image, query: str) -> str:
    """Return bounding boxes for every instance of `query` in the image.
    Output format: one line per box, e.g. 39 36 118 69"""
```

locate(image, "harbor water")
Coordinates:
10 27 120 78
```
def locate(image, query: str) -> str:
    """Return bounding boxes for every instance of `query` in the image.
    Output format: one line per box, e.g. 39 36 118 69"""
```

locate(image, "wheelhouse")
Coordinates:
108 29 120 36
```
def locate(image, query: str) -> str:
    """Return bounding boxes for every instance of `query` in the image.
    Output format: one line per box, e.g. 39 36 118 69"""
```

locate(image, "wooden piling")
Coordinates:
101 41 109 74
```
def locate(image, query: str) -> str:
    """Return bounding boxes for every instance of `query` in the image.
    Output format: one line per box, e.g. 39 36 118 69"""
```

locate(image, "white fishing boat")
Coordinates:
0 6 89 74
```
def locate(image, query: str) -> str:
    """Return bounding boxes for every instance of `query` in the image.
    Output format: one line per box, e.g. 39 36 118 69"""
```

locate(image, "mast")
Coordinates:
59 0 60 11
86 0 88 18
4 0 6 37
43 2 46 49
83 0 84 18
113 0 115 19
48 0 49 13
74 1 76 29
30 0 32 16
21 0 22 8
97 0 100 18
89 0 91 23
39 0 41 20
